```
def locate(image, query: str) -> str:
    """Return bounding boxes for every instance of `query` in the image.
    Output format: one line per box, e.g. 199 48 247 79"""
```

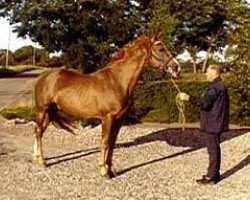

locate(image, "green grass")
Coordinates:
0 107 35 121
178 72 206 82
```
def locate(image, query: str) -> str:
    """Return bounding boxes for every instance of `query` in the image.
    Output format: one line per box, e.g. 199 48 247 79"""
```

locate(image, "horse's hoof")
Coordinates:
100 165 117 179
33 162 47 168
110 167 118 177
107 170 117 179
102 174 111 180
33 158 46 168
39 162 47 168
101 172 115 180
109 171 116 179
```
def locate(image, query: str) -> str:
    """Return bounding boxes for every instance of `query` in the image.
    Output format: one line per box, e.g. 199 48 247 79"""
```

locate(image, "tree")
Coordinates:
14 46 35 65
0 0 152 72
224 1 250 125
167 0 239 73
144 0 178 50
0 49 15 66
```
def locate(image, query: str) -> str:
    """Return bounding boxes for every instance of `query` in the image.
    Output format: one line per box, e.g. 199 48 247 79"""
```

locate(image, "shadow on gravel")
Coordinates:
40 127 249 181
220 154 250 182
45 147 99 167
117 128 250 179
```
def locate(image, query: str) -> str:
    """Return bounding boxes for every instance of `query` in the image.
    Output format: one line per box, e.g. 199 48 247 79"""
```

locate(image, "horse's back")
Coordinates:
35 69 88 107
35 69 65 108
36 69 80 89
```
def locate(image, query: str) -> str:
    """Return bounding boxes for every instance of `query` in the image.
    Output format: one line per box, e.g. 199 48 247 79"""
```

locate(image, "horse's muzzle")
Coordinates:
163 60 181 78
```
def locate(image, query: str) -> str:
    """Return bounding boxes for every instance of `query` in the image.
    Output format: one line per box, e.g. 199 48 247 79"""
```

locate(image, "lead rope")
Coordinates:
170 78 186 131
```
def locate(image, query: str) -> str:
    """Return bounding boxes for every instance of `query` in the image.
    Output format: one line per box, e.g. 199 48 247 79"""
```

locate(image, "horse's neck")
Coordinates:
112 49 148 96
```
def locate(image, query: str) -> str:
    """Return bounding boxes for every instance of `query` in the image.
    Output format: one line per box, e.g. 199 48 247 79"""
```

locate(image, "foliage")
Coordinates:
166 0 249 72
0 107 35 121
224 3 250 125
144 0 178 50
132 79 249 125
14 46 35 65
46 56 64 68
0 0 153 72
1 0 248 72
0 49 15 66
133 80 205 123
0 46 63 67
169 0 230 52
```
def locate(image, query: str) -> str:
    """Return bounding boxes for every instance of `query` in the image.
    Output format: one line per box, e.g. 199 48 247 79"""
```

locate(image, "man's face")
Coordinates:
205 67 218 82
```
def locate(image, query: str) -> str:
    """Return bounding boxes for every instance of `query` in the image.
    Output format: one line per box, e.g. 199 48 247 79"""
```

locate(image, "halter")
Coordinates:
149 41 174 70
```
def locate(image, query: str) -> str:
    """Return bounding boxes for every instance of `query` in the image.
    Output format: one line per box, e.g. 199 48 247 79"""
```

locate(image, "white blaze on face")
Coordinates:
167 58 181 78
151 39 181 77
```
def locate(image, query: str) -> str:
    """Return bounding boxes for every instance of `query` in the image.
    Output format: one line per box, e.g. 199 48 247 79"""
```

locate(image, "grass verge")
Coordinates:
0 107 35 121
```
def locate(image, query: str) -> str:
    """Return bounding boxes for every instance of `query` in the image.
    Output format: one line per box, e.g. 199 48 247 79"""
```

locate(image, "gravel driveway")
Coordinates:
0 119 249 200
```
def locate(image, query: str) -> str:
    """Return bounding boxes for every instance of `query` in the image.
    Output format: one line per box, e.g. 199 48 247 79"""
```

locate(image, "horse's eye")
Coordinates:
159 48 165 52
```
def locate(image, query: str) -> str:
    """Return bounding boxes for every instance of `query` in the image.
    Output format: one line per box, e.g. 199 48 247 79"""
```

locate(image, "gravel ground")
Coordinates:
0 118 249 200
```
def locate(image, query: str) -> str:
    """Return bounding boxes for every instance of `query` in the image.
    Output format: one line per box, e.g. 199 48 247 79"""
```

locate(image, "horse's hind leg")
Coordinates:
33 107 50 166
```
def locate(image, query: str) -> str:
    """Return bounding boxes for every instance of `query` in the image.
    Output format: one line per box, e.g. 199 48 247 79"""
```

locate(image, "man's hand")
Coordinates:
179 92 190 101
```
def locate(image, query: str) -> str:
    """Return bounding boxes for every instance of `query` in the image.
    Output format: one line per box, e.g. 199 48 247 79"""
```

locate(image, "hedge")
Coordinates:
133 80 205 123
133 80 249 126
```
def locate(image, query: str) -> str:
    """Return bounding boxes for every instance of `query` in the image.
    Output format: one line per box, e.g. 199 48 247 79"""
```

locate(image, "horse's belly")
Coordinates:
54 94 101 119
54 87 127 119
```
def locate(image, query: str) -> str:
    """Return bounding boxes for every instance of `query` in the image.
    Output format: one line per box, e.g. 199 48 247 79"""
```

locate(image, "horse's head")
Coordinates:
149 37 181 78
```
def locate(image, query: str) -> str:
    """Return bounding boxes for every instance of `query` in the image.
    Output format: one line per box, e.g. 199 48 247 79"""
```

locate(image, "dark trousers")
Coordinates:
205 133 221 178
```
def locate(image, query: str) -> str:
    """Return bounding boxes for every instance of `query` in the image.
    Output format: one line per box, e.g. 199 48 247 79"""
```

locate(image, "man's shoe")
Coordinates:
196 175 219 185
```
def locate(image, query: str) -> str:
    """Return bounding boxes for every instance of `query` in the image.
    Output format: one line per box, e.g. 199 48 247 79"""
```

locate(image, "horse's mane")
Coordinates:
108 36 153 66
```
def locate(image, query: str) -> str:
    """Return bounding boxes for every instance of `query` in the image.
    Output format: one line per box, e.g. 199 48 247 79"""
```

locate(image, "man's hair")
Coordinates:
208 64 222 74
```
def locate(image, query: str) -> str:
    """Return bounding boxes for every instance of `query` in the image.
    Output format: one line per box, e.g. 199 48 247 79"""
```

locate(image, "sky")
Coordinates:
0 18 41 52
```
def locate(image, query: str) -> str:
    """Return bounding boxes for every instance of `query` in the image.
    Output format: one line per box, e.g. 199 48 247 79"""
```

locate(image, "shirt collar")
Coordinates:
212 76 221 83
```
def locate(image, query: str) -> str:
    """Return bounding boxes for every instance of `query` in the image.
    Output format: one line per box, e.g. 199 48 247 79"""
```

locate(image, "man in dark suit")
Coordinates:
179 64 230 185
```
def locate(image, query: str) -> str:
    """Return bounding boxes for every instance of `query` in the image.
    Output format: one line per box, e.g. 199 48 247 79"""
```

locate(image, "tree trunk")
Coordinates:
192 57 197 73
5 49 9 69
4 26 11 69
190 46 197 73
32 47 36 68
202 46 212 73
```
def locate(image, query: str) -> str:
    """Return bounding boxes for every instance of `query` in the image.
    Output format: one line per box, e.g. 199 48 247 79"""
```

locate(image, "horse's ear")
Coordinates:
150 36 156 43
155 31 163 40
151 30 163 43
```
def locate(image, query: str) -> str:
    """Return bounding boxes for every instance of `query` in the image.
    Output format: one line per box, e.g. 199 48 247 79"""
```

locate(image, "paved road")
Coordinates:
0 69 45 110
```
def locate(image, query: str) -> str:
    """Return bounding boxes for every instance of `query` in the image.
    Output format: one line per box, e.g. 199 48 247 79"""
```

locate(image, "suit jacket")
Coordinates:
190 77 229 134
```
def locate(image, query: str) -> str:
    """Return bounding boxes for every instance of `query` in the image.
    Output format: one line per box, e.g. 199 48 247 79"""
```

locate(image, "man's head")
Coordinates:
205 64 221 82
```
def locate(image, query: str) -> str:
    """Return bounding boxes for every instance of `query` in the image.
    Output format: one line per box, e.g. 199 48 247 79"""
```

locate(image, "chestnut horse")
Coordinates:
33 36 180 178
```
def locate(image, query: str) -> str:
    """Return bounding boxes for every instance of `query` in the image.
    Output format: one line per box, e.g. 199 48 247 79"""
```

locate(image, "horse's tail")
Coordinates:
47 103 77 135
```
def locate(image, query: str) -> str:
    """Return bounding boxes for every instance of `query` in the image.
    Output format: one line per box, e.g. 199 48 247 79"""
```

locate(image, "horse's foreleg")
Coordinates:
33 109 49 167
105 119 123 177
99 114 114 178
